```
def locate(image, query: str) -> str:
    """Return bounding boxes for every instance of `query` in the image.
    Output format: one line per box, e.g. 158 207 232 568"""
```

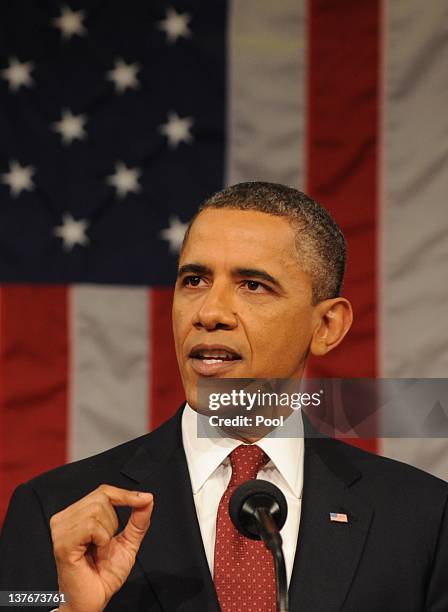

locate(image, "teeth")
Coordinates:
198 350 236 359
203 358 224 364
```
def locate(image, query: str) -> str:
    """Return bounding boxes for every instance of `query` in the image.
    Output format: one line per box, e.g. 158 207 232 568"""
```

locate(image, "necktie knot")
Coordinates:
229 444 269 486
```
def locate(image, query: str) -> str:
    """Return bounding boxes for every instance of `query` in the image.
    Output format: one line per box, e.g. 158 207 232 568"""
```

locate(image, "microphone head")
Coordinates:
229 479 288 540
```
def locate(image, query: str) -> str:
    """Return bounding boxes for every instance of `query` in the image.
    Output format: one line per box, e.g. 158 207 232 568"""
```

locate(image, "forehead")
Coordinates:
181 208 298 264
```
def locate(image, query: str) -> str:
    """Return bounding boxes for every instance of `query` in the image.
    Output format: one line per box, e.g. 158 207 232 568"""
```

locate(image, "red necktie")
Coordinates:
213 444 277 611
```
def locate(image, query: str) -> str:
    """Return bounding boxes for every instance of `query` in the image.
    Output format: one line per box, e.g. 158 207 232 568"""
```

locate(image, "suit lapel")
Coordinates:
119 408 220 611
116 407 373 611
289 436 373 611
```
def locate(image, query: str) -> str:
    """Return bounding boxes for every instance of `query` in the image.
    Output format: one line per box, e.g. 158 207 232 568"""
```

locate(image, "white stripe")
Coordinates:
69 285 149 461
380 0 448 480
226 0 306 188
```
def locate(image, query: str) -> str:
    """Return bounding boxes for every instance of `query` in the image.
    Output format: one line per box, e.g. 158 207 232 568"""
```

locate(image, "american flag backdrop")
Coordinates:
1 0 448 522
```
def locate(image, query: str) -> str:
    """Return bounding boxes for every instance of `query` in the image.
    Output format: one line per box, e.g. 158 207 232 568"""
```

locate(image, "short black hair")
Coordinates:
181 181 346 304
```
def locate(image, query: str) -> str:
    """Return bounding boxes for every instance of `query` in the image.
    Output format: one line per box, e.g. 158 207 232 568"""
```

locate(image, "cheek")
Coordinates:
172 305 187 348
249 308 312 361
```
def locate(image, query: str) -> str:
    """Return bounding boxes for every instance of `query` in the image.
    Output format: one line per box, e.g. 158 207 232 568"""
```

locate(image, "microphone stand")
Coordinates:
254 507 289 612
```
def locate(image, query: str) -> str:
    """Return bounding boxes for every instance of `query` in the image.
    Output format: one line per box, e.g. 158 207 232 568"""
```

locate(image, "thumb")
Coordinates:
120 494 154 552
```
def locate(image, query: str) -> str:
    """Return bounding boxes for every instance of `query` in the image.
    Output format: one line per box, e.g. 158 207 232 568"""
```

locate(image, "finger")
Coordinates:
89 502 119 539
89 518 111 549
51 486 152 530
95 485 154 509
58 500 119 543
53 516 112 562
117 497 153 552
93 500 119 536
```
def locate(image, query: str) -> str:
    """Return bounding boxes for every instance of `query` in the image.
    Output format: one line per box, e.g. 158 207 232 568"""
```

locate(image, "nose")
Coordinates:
193 281 238 331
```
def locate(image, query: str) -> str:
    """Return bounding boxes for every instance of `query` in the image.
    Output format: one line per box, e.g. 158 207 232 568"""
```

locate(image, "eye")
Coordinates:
181 275 203 287
243 280 269 292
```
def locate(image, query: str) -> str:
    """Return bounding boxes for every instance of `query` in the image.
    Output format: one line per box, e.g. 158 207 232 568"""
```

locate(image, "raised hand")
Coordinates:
50 484 154 612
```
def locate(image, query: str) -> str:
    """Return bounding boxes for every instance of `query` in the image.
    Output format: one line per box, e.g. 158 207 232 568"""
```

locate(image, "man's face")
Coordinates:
172 208 320 409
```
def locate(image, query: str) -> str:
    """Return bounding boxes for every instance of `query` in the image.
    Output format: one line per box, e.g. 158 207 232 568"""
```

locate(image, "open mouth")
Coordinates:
189 347 242 365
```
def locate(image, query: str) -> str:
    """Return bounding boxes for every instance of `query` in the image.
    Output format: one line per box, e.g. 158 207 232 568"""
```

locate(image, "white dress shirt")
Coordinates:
182 403 304 586
51 405 304 611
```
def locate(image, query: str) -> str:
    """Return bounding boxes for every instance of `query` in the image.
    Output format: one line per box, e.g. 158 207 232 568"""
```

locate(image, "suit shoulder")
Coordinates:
331 437 448 494
29 431 149 487
24 408 182 508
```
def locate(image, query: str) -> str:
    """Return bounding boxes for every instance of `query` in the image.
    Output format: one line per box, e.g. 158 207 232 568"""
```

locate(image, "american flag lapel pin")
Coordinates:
329 512 349 523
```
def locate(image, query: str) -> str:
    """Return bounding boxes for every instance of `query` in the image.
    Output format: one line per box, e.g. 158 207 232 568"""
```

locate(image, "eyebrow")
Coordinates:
177 263 211 278
235 267 282 289
177 263 283 290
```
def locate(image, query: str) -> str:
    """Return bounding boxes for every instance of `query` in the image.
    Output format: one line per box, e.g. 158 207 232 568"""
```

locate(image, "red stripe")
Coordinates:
306 0 380 452
0 285 68 522
149 288 185 430
0 290 4 520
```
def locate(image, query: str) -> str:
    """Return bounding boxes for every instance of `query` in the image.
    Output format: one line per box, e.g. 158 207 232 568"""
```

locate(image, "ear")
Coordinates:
310 297 353 356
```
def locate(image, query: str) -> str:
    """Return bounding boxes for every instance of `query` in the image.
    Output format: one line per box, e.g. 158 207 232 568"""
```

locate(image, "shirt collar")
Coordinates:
182 403 304 499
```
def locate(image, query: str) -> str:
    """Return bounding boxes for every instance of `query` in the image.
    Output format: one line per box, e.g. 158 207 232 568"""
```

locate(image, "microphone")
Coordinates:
229 480 289 612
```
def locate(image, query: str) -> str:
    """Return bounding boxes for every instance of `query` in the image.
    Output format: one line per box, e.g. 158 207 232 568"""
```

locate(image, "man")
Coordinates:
1 182 447 611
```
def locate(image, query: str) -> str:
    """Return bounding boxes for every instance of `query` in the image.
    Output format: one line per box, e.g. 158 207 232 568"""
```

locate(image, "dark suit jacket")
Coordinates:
1 405 448 611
